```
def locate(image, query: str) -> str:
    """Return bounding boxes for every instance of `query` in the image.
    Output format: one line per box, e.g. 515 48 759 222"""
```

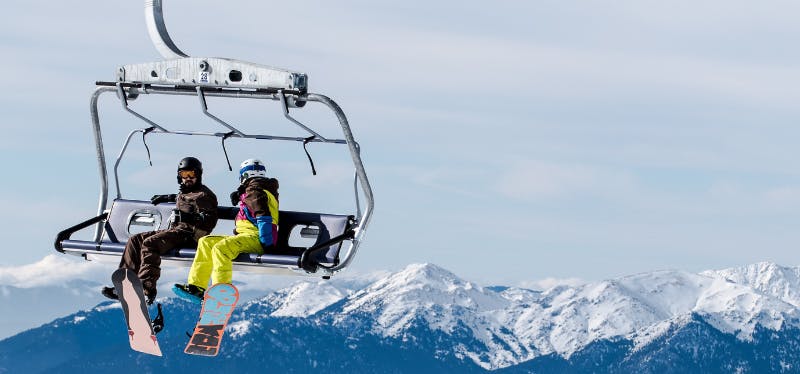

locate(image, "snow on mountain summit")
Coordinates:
262 281 348 317
4 261 800 371
702 261 800 307
336 263 509 333
221 261 800 370
237 270 388 318
326 263 525 369
508 266 800 359
251 261 800 369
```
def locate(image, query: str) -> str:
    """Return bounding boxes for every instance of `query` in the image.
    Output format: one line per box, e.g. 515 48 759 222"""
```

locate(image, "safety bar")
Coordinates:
54 212 109 253
298 229 356 273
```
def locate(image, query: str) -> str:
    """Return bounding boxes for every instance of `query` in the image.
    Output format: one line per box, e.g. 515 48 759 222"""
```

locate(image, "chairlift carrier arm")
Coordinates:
89 80 373 275
77 0 373 276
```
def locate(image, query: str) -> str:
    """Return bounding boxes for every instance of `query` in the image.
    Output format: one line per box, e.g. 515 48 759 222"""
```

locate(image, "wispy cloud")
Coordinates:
0 254 387 297
519 277 586 292
0 255 107 288
493 160 637 201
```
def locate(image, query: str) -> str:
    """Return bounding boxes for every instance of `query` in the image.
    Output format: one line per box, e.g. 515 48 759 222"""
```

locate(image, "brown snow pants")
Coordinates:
119 229 194 296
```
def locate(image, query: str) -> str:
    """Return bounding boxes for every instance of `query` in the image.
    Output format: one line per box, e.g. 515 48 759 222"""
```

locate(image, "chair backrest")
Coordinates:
103 199 175 243
104 199 353 265
275 211 354 265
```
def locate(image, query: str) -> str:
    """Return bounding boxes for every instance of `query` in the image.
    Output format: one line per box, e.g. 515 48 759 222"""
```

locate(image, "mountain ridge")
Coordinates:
1 261 799 372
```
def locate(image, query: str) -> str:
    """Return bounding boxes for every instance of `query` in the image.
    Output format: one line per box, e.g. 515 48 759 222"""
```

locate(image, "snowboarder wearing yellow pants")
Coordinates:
174 158 279 303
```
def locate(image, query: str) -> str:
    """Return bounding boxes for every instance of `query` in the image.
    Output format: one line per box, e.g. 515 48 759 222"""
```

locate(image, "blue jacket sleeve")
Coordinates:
255 215 274 248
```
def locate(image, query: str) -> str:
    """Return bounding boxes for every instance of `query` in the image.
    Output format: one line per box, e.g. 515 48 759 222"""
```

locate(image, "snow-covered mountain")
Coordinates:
702 262 800 307
1 262 799 373
242 262 800 369
0 254 330 339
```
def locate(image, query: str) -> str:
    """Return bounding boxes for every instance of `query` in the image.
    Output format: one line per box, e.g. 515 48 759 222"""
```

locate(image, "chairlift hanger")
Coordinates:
54 0 374 278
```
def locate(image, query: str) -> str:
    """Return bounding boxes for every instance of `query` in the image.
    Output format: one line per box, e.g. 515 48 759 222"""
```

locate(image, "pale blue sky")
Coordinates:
1 1 800 287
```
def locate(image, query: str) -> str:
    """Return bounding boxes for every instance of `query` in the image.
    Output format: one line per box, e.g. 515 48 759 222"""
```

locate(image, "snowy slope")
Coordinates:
243 262 800 369
0 254 340 338
2 261 800 371
702 262 800 307
239 271 385 317
329 264 527 368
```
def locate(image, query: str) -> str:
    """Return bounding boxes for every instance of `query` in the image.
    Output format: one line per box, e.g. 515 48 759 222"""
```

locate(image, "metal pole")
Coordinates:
144 0 188 59
90 87 117 241
196 87 246 136
305 93 374 272
116 84 170 132
279 91 327 141
113 129 149 199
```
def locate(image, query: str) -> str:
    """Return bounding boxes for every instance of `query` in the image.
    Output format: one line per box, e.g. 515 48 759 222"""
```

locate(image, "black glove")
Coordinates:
174 210 205 225
187 212 206 225
230 191 241 206
151 194 177 205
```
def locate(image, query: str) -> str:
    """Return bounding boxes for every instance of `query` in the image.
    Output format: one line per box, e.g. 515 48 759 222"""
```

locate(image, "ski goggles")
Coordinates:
178 170 197 179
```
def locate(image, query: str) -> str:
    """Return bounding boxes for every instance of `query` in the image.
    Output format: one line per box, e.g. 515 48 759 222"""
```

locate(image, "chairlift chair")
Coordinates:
53 0 374 278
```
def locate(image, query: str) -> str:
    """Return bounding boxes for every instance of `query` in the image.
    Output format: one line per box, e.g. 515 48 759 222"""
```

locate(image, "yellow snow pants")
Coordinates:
187 230 262 288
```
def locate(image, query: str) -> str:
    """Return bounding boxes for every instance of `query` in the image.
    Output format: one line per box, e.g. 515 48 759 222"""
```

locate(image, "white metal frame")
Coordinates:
72 0 374 276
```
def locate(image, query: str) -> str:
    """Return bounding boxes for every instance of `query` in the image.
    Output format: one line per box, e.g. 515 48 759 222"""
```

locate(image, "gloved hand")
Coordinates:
173 210 205 225
255 215 275 249
230 191 241 206
151 194 177 205
188 212 207 225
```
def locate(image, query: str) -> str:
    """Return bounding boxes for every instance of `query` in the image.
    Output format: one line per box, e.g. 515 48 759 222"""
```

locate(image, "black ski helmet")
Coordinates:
177 156 203 184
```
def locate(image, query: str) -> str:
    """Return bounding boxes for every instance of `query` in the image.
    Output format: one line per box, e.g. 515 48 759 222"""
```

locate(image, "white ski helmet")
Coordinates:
239 158 267 182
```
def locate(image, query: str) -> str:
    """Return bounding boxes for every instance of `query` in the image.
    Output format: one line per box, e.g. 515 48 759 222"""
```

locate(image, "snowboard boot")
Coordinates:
101 286 119 300
172 283 205 304
142 280 157 305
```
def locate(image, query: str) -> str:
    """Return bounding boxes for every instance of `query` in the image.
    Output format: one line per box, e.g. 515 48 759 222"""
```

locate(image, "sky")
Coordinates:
1 1 800 288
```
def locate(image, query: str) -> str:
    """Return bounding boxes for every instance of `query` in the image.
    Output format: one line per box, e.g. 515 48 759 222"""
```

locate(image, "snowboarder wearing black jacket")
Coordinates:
101 157 219 304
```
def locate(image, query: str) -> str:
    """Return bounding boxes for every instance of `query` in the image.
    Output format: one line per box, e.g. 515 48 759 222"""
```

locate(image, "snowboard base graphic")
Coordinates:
184 283 240 356
111 268 162 356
